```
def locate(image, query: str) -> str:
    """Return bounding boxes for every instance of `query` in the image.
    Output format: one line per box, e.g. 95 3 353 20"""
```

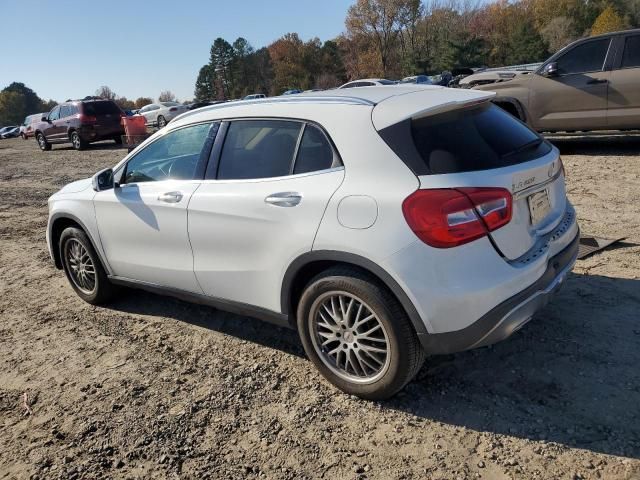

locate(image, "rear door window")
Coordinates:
556 38 610 75
621 35 640 68
217 120 302 180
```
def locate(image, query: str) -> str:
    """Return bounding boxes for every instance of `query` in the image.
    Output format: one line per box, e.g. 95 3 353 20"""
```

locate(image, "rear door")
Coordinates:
528 37 612 131
188 119 344 312
607 33 640 130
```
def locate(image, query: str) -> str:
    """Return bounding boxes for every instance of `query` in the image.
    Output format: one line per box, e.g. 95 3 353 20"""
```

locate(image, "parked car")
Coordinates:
243 94 266 100
138 102 188 128
338 79 396 88
282 89 302 95
473 28 640 132
34 99 125 151
459 69 534 88
20 114 44 139
47 85 579 399
188 101 226 110
0 126 20 138
399 75 432 85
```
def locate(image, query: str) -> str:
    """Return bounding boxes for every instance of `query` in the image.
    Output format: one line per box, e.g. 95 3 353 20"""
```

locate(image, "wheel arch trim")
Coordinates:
280 250 428 337
48 212 112 275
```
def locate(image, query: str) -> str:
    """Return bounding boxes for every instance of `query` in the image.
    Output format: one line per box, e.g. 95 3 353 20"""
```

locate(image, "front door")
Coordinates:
189 120 345 312
93 122 217 292
529 37 612 132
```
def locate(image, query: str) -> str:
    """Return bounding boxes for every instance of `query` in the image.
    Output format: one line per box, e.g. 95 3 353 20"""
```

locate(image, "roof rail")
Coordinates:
175 95 375 122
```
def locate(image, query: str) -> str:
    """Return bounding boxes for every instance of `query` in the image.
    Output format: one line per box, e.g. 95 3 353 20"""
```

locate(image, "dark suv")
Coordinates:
35 99 125 151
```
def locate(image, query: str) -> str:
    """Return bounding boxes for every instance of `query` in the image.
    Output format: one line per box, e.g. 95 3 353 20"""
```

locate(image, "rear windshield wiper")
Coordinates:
501 137 543 159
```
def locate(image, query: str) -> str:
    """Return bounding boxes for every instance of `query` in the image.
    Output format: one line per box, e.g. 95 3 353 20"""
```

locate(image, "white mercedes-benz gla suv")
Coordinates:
47 86 579 399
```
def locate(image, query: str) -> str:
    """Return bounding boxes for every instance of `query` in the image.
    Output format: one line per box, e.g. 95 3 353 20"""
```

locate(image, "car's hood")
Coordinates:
57 178 92 195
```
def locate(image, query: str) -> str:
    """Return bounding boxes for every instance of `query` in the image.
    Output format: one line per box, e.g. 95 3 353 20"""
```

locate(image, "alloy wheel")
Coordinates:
72 133 81 149
65 239 96 294
309 291 391 384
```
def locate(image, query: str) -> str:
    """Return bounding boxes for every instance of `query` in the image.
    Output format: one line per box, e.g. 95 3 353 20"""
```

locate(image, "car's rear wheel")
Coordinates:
113 135 123 145
297 267 426 400
70 131 87 150
157 115 167 128
59 227 115 305
36 133 51 151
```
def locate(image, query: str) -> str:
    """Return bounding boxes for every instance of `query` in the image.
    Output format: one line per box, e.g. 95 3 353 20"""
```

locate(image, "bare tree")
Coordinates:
95 85 116 100
540 16 576 52
158 90 177 102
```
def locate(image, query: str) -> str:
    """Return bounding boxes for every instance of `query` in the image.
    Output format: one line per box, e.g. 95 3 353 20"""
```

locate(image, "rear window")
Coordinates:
379 103 551 175
82 101 121 116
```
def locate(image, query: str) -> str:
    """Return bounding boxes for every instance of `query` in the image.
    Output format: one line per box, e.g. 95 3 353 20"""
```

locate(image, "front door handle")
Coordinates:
587 78 608 85
265 192 302 207
158 191 183 203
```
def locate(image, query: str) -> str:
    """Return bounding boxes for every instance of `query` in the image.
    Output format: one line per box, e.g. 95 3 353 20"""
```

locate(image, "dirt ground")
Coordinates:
0 135 639 480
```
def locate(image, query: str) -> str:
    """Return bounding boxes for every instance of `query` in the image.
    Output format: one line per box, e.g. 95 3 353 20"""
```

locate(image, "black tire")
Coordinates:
59 227 115 305
157 115 166 128
70 131 87 150
36 132 51 151
113 135 123 145
296 266 426 400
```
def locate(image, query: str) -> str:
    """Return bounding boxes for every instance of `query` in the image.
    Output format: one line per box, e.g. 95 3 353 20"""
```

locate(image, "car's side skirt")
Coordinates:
108 276 292 329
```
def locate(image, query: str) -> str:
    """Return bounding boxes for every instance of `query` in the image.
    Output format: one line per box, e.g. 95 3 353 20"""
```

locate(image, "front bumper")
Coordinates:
419 230 579 354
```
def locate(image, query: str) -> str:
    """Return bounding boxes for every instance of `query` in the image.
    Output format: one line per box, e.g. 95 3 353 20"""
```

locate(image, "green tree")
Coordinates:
505 21 548 64
2 82 42 116
210 38 236 99
0 91 27 125
194 64 216 101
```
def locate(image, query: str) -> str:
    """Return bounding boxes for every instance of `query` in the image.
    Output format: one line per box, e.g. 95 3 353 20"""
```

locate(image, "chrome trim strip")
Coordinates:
513 168 563 200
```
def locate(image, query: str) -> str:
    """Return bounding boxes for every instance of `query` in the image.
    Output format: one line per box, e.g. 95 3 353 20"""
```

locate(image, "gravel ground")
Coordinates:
0 136 639 480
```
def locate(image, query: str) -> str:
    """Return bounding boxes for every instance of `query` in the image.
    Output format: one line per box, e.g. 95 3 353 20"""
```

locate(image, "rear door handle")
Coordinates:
158 191 183 203
264 192 302 207
587 78 608 85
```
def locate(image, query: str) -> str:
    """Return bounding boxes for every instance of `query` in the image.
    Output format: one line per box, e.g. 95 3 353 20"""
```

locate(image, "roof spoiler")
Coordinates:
371 89 495 130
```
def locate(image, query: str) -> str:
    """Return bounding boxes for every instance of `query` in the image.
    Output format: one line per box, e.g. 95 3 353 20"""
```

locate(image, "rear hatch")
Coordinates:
374 90 566 260
82 101 123 128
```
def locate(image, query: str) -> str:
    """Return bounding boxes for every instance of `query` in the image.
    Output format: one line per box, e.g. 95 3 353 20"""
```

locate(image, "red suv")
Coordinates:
35 99 125 151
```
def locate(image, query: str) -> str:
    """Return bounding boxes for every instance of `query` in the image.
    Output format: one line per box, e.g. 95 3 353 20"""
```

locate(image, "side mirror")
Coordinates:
41 116 49 122
542 62 558 77
92 168 115 191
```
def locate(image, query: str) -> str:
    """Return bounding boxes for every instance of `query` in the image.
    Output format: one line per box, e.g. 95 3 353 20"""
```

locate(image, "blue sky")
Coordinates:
0 0 353 103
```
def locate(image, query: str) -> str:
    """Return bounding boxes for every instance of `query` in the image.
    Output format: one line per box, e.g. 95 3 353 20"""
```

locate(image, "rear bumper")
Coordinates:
419 230 579 354
78 125 124 142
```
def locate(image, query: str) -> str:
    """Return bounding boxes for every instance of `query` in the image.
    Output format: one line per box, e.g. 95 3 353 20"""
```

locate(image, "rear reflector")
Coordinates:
402 187 512 248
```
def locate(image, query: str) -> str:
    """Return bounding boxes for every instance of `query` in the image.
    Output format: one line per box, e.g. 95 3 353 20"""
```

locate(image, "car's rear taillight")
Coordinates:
402 188 512 248
79 114 97 123
169 107 178 112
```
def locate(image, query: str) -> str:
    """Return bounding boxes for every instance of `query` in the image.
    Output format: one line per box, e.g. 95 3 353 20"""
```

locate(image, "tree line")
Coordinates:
193 0 638 99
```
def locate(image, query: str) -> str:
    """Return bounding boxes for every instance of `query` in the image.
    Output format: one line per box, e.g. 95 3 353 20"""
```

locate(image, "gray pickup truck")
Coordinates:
473 29 640 133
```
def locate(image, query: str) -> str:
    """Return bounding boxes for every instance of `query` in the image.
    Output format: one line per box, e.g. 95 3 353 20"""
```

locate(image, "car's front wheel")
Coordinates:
297 267 426 400
59 227 115 304
36 133 51 151
157 115 167 128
